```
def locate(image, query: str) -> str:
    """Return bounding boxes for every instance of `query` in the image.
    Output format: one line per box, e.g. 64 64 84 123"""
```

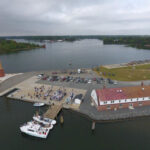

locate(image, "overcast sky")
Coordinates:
0 0 150 36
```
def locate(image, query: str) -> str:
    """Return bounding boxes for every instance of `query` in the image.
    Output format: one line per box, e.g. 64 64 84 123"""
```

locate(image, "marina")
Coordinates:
2 71 87 124
1 39 150 149
1 0 150 146
1 67 150 123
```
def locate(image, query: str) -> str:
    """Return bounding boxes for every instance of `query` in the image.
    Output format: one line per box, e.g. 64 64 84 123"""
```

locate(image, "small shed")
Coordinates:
74 98 82 104
74 94 83 104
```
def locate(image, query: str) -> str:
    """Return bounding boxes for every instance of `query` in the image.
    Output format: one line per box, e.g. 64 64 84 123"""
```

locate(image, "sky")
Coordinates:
0 0 150 36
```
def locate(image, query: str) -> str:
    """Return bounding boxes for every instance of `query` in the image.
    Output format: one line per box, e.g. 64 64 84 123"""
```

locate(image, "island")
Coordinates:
2 35 150 50
0 39 44 54
103 36 150 50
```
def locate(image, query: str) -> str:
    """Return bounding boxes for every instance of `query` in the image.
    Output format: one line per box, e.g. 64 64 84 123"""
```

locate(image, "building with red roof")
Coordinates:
91 85 150 111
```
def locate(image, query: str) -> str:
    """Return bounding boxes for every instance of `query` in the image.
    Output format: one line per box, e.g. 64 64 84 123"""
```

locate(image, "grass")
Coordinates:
93 64 150 81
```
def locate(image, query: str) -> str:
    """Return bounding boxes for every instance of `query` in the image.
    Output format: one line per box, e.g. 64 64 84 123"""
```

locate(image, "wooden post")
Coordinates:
92 121 96 130
60 115 64 124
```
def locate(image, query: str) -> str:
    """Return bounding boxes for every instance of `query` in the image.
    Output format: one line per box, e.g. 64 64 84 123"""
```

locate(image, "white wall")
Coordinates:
91 90 98 106
100 97 150 105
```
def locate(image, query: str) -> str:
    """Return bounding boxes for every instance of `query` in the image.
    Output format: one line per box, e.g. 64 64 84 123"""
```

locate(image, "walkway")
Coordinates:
44 104 63 119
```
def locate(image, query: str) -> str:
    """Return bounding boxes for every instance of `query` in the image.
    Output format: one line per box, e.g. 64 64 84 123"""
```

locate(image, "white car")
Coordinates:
114 80 118 85
37 74 44 79
88 80 92 84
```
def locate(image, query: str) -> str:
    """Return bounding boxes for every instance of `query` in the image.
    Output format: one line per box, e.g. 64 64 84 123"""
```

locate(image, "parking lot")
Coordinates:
37 71 119 90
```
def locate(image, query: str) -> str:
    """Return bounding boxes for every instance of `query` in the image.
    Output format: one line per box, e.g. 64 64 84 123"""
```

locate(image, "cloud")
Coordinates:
0 0 150 35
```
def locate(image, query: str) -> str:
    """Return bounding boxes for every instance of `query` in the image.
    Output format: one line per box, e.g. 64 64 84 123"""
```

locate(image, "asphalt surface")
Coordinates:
0 72 36 93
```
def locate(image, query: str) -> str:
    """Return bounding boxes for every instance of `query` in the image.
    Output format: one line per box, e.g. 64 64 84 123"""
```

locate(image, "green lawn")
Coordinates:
94 64 150 81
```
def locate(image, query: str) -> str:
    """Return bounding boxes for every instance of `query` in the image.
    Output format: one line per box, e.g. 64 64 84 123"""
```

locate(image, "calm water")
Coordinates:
1 39 150 73
1 97 150 150
1 39 150 149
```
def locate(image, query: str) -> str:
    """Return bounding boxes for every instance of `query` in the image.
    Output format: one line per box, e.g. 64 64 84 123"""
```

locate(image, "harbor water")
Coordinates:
1 39 150 149
1 97 150 150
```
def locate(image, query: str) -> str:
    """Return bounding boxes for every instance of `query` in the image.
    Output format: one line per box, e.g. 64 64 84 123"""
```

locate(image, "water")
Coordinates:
1 39 150 73
1 39 150 149
1 97 150 150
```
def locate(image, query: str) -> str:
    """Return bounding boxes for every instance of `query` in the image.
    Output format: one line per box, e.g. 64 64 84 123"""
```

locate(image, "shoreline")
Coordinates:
1 68 150 122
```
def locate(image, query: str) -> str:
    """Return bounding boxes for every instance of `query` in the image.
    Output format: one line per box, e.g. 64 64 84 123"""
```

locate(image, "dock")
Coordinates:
44 104 63 119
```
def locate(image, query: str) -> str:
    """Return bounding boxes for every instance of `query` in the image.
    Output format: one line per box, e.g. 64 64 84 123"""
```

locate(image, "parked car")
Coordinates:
114 80 118 85
108 79 114 84
88 80 92 84
100 77 104 80
48 77 52 81
96 79 101 84
37 74 44 79
93 78 96 81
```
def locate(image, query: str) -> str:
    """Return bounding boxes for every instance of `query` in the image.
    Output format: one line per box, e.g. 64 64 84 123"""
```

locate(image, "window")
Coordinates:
111 100 114 104
139 102 142 106
119 103 123 108
107 105 111 109
104 101 107 104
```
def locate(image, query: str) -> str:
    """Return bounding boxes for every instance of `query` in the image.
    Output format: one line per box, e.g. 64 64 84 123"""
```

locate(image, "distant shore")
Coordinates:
3 35 150 50
0 39 44 54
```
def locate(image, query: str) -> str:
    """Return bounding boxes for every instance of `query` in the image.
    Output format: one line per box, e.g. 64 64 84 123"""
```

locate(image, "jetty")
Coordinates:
44 104 63 119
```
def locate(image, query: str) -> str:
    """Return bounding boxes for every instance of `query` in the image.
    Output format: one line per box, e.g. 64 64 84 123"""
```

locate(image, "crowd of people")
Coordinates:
27 85 67 101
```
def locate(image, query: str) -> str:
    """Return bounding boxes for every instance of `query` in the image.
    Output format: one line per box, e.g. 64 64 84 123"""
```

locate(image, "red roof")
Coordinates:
96 85 150 102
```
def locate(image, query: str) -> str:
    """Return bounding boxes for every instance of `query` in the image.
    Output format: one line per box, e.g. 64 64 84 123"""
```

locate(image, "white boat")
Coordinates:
33 115 56 125
33 102 45 107
20 121 53 139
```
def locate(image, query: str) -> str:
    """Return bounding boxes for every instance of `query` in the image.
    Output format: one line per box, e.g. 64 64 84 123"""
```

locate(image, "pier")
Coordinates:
44 104 63 119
